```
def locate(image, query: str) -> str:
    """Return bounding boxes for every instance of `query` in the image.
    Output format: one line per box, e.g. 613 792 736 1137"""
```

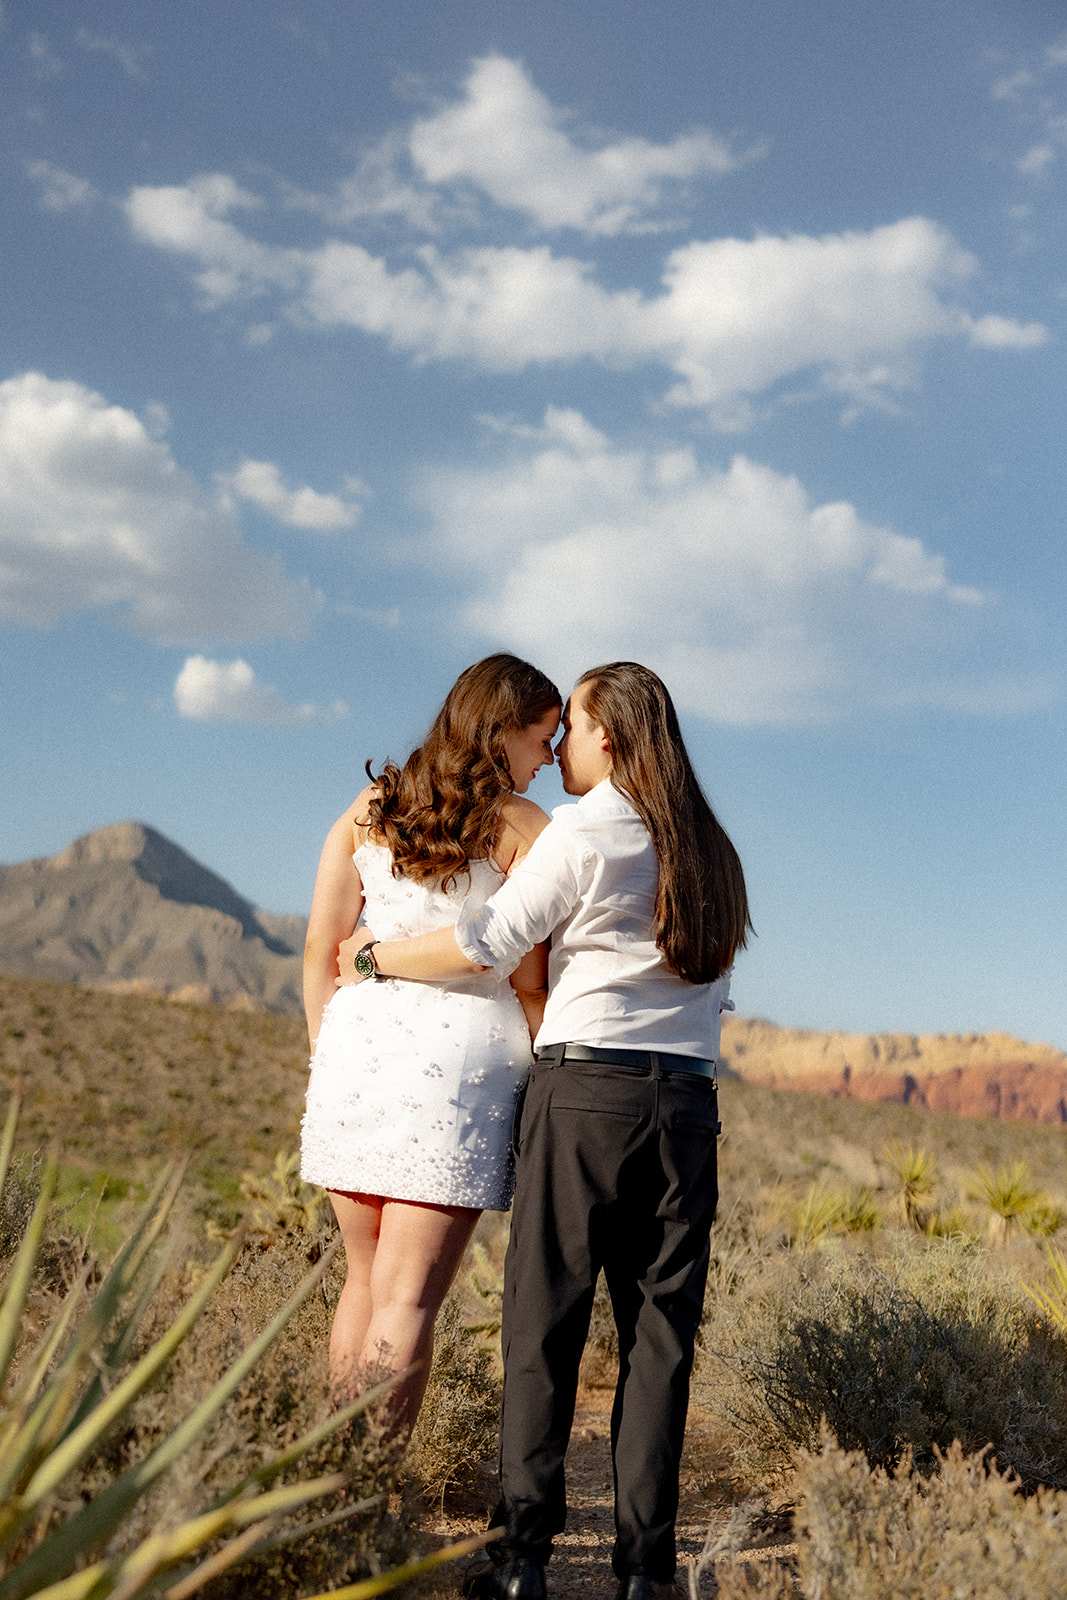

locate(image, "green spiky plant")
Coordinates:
968 1160 1041 1244
791 1182 878 1248
1024 1241 1067 1335
881 1142 936 1231
0 1097 482 1600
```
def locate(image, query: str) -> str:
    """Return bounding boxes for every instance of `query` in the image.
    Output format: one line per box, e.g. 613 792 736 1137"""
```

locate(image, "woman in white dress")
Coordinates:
301 654 561 1429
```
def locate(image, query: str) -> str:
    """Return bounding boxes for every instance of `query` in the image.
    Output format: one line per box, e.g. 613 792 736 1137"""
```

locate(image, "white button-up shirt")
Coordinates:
456 779 733 1057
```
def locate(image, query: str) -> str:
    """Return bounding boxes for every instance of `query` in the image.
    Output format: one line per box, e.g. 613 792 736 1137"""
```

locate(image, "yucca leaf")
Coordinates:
20 1229 241 1502
154 1519 270 1600
19 1474 348 1600
302 1531 499 1600
1 1240 332 1599
0 1165 190 1503
61 1165 189 1433
0 1231 243 1584
0 1151 58 1400
0 1093 19 1203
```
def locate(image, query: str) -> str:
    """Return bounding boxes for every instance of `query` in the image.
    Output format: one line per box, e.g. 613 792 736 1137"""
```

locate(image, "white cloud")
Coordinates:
991 35 1067 188
965 313 1048 350
408 55 754 235
415 411 1012 725
174 655 346 725
127 176 1036 421
25 160 98 212
1017 144 1056 179
0 373 317 641
125 174 300 306
219 458 365 530
653 218 982 413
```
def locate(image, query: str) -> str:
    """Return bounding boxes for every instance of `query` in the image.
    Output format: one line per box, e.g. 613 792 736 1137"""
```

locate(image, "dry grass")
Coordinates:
704 1435 1067 1598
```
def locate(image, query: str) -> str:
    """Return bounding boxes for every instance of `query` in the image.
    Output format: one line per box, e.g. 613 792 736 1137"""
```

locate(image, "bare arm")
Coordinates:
509 941 549 1044
338 922 479 983
303 794 368 1052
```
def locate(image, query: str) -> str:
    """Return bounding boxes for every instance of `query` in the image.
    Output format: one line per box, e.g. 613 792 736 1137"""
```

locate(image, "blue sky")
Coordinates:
2 0 1065 1047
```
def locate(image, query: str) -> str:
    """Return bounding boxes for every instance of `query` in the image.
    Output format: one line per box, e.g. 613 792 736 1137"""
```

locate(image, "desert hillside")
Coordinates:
3 823 1064 1124
722 1016 1067 1123
0 821 306 1012
3 969 1066 1203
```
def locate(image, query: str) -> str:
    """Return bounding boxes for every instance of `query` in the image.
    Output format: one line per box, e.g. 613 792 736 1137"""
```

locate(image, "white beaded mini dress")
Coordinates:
300 841 533 1210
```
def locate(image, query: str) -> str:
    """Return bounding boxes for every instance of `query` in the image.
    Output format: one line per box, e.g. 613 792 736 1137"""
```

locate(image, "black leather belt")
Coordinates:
537 1042 717 1080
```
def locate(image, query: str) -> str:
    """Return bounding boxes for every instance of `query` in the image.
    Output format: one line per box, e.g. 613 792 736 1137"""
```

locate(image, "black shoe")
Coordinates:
461 1551 500 1599
616 1576 677 1600
496 1556 547 1600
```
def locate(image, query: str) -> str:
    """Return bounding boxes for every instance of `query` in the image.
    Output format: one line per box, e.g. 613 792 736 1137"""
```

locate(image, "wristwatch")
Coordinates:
353 941 380 980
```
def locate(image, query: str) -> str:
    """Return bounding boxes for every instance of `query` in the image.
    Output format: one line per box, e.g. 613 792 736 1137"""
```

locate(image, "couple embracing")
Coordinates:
301 655 752 1600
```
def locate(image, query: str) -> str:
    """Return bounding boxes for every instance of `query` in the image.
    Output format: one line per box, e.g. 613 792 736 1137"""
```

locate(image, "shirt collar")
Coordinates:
576 777 638 815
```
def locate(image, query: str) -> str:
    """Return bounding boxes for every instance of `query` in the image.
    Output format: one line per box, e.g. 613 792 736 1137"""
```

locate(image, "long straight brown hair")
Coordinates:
366 654 561 889
577 662 752 983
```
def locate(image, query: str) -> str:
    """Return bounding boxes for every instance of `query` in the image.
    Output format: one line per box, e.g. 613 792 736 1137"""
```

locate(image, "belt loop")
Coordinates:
538 1042 565 1068
650 1052 661 1079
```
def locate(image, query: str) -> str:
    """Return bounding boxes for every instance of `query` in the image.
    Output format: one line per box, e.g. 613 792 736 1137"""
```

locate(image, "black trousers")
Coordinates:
494 1052 720 1581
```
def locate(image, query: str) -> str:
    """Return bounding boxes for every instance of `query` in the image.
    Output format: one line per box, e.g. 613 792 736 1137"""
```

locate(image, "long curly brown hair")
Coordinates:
365 654 561 889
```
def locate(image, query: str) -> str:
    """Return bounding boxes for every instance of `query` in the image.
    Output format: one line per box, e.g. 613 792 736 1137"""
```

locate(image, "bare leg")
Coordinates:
328 1190 480 1431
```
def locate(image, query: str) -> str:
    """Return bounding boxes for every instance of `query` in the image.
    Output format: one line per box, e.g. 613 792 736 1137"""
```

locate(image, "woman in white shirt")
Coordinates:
343 662 751 1600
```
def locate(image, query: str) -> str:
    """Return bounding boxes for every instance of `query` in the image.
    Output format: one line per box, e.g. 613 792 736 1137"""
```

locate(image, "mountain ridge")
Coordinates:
0 821 306 1012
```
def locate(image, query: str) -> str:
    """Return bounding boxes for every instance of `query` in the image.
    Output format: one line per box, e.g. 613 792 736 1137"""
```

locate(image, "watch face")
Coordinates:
355 946 376 979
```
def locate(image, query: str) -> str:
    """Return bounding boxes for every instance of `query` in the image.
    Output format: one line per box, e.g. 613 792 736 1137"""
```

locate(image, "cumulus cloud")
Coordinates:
117 56 1044 421
415 409 1009 725
174 655 346 725
652 219 992 413
126 174 1038 420
25 159 98 212
408 54 754 235
219 458 365 530
0 373 317 641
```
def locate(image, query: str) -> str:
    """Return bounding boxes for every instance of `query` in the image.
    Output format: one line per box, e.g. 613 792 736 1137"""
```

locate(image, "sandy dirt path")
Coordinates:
428 1387 796 1598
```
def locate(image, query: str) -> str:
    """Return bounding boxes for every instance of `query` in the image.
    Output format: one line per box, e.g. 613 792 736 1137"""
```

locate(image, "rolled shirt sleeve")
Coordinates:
456 807 589 971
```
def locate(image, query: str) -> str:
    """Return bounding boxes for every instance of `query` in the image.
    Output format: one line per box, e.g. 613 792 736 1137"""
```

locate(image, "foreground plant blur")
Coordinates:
0 1097 482 1600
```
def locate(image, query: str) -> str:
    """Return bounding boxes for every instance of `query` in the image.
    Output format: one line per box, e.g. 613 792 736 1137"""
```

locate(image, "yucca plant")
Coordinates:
792 1182 877 1247
0 1097 481 1600
1024 1241 1067 1335
881 1142 936 1231
968 1160 1041 1244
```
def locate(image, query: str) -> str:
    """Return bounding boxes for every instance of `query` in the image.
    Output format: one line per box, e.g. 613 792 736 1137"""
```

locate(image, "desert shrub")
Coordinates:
702 1236 1067 1491
0 1149 42 1261
463 1239 506 1338
408 1298 502 1506
703 1435 1067 1599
